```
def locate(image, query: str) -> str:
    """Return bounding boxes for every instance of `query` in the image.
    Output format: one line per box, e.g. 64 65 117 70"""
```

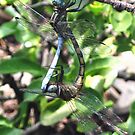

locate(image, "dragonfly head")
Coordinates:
46 84 59 93
52 0 65 8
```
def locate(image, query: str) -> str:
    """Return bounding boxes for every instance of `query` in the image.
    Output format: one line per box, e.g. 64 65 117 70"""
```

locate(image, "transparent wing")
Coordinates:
14 1 63 88
58 85 126 134
13 0 55 40
73 90 127 134
67 0 91 11
13 1 111 59
64 19 112 62
20 88 58 98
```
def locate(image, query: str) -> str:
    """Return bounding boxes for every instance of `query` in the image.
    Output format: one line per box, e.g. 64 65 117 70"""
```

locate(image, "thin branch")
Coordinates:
0 96 16 102
96 0 135 13
22 123 42 135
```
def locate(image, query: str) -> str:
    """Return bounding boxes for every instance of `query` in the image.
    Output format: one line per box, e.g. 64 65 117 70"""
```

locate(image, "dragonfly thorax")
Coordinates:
58 84 79 101
50 8 68 39
44 83 79 101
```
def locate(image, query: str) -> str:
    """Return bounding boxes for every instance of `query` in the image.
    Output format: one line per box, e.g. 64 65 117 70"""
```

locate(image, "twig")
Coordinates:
22 123 42 135
0 96 16 102
118 70 135 81
23 102 40 127
31 102 40 123
96 0 135 13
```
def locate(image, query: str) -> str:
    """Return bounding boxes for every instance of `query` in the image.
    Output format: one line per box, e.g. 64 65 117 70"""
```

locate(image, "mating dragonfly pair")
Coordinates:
14 0 127 134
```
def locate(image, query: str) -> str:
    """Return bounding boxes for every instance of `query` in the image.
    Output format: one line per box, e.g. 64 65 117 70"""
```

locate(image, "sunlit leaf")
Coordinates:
13 46 38 61
127 101 135 135
41 99 71 125
90 1 104 14
0 126 22 135
0 21 17 38
85 56 119 76
85 75 105 93
110 11 132 32
13 102 28 128
0 116 12 127
0 58 45 76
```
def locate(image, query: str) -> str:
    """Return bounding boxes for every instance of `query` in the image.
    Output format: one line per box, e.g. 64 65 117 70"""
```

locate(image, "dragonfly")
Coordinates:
14 0 105 92
14 0 127 134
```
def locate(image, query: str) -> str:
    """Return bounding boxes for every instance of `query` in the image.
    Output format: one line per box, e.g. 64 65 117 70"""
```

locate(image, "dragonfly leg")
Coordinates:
43 65 64 83
57 65 64 83
65 0 76 9
67 0 83 12
52 65 64 83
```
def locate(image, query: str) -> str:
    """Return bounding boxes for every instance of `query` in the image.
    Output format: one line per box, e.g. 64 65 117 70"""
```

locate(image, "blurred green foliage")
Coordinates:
0 0 135 134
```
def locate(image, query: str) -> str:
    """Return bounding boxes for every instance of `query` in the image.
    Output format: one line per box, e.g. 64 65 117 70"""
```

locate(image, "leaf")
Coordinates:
127 101 135 135
85 57 119 91
85 56 119 76
85 75 105 93
22 78 43 101
6 0 16 4
0 126 22 135
0 21 17 38
41 99 71 125
15 29 40 44
28 78 42 89
0 0 15 5
0 57 45 76
116 36 132 53
110 11 132 32
90 1 105 14
0 115 12 128
104 68 118 89
13 46 37 61
13 102 29 128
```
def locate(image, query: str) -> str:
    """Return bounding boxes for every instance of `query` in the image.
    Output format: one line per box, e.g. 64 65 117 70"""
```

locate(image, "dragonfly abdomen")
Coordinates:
67 28 85 90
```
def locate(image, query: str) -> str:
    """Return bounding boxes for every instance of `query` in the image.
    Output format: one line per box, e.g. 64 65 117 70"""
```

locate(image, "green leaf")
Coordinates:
0 58 44 76
127 101 135 135
0 21 17 38
110 11 132 32
0 0 16 5
13 46 37 61
15 29 40 44
104 68 118 89
85 56 118 76
85 57 119 90
85 75 105 93
22 78 43 101
13 102 29 128
90 1 104 14
28 78 42 89
116 36 132 53
41 99 71 125
6 0 16 4
0 115 12 128
0 126 22 135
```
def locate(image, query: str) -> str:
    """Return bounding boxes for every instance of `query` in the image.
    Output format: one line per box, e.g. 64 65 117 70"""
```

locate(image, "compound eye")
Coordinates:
52 0 64 7
48 85 58 93
52 1 57 6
